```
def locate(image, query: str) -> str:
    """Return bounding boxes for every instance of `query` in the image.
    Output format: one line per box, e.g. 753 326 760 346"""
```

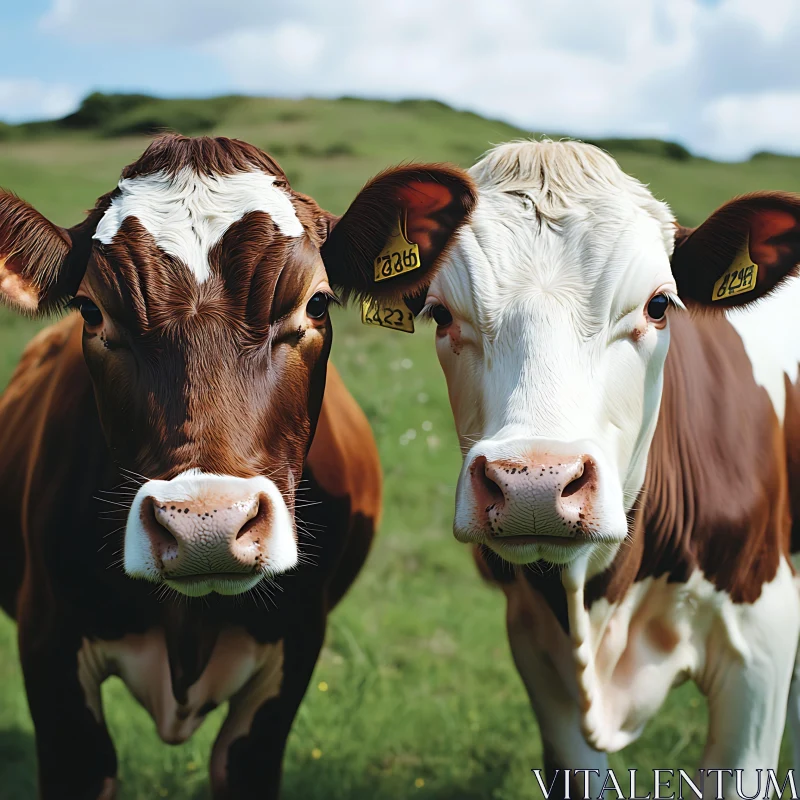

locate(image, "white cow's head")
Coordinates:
424 140 800 581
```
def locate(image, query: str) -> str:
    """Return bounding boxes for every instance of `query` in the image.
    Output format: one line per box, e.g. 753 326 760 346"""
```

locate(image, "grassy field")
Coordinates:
2 95 800 799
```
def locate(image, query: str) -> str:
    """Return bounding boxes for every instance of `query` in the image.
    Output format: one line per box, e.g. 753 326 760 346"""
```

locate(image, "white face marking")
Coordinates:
726 275 800 423
428 141 678 571
124 470 297 596
93 167 304 283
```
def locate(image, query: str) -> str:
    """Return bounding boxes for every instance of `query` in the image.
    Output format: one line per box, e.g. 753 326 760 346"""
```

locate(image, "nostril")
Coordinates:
235 493 271 543
141 497 178 557
561 457 596 499
471 456 506 511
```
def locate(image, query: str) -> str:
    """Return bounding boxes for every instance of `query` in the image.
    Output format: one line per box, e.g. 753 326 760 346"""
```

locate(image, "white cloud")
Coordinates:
210 22 326 79
36 0 800 159
38 0 309 44
703 91 800 158
0 79 81 123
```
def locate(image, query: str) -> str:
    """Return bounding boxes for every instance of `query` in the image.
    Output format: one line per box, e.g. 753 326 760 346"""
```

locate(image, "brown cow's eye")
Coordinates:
646 294 669 321
431 305 453 327
68 297 103 328
306 292 330 320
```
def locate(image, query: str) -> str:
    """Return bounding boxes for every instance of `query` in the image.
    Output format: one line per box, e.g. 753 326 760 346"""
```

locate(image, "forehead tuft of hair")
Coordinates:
470 139 675 249
121 134 289 183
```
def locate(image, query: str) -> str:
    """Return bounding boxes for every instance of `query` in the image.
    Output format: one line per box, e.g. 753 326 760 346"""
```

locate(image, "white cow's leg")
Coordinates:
698 561 799 799
700 666 788 798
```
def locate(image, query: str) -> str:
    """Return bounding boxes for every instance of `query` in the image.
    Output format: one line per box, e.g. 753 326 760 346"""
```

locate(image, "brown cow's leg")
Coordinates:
324 512 376 610
210 611 326 800
541 747 569 800
18 618 117 800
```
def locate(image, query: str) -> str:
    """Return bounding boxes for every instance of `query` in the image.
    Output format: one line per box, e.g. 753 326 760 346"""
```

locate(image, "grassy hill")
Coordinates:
0 94 799 799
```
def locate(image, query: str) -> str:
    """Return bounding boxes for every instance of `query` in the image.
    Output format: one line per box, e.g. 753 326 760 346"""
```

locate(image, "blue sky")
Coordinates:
2 0 799 161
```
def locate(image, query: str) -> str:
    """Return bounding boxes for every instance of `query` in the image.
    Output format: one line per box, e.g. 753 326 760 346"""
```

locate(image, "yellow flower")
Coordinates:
415 778 425 789
312 748 323 760
186 762 198 772
318 681 329 692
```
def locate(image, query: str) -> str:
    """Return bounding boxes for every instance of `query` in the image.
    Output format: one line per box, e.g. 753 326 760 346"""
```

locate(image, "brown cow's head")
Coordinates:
0 135 475 596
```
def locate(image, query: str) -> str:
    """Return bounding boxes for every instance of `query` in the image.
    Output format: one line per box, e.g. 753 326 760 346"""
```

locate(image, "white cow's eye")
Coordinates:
431 305 453 327
647 293 669 321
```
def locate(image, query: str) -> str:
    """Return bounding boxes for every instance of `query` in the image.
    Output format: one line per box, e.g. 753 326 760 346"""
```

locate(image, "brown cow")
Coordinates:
0 135 475 799
420 139 800 798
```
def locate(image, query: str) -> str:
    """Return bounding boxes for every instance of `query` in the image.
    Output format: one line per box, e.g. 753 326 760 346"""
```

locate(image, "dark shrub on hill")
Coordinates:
275 109 307 123
750 150 796 160
395 98 455 113
293 141 356 157
103 104 219 136
102 96 244 137
60 92 154 129
52 92 245 137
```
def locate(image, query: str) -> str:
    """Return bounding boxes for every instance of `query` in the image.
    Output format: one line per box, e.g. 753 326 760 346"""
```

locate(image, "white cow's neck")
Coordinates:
562 561 605 749
562 555 635 752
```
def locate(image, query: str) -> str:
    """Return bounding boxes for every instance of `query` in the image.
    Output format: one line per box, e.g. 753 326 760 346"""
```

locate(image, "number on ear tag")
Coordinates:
373 212 421 283
360 298 415 333
712 235 758 301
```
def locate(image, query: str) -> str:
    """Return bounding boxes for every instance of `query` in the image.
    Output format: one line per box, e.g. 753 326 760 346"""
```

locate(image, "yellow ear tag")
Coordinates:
373 212 421 282
360 298 415 333
712 235 758 301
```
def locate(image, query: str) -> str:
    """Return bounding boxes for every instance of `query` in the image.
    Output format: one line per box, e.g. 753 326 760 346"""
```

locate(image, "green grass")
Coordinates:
1 95 800 799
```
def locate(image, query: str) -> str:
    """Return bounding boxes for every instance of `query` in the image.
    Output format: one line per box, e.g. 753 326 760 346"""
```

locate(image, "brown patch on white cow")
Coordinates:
586 310 791 608
646 617 680 653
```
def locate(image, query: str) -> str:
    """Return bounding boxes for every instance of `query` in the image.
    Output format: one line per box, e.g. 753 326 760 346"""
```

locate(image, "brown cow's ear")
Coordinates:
320 164 477 303
0 191 90 315
671 192 800 309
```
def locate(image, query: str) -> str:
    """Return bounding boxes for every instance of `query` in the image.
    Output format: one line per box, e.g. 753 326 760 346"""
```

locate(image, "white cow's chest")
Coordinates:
77 627 284 744
504 565 792 753
573 575 713 751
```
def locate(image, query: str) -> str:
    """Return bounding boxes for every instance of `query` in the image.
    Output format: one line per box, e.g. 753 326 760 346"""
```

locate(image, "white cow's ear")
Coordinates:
672 192 800 309
320 164 476 304
0 191 94 315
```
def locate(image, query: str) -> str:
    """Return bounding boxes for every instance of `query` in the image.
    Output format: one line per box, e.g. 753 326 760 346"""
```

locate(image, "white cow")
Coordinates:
422 140 800 798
